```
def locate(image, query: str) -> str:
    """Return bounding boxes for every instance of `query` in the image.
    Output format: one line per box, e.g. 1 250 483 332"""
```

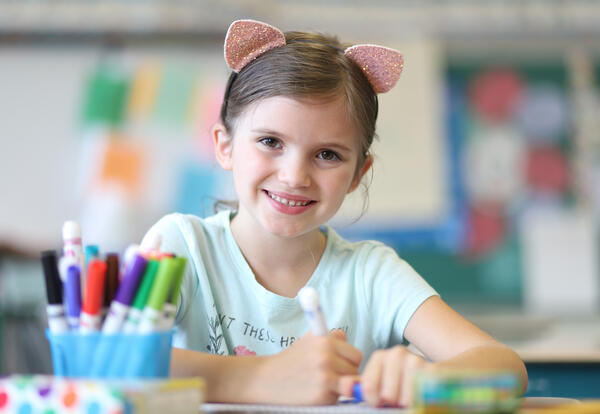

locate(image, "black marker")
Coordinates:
41 250 69 333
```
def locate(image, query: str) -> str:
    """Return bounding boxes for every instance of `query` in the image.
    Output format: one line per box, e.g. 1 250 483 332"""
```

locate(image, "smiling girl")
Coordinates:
143 19 527 407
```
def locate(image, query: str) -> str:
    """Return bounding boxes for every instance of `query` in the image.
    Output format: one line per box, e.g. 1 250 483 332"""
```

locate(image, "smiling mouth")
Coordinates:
264 190 315 207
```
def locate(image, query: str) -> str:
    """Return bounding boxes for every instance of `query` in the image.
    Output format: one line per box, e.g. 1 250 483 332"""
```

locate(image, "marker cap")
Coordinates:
104 253 120 306
299 286 320 312
62 220 81 242
82 259 107 315
41 250 62 304
85 244 99 260
168 257 187 305
132 259 160 310
114 253 147 306
65 265 82 318
146 258 176 311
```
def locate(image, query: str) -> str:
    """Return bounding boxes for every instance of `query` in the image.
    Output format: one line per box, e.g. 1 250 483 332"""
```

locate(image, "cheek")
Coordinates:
232 148 269 181
324 168 358 194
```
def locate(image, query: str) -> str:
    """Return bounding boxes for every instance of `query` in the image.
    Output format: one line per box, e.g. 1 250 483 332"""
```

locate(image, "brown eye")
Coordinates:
318 150 341 161
259 137 281 148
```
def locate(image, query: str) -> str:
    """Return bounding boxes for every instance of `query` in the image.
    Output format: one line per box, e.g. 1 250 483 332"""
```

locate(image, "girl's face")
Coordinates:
214 95 372 240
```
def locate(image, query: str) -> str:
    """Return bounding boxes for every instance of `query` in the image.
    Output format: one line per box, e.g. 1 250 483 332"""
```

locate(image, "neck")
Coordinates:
230 214 327 297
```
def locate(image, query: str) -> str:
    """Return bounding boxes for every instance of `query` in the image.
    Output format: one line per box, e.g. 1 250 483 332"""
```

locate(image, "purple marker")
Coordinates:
64 265 82 330
102 253 147 334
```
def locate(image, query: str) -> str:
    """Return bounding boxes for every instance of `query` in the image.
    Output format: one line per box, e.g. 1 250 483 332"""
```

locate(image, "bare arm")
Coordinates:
171 348 268 403
340 296 528 407
405 296 528 390
171 329 362 405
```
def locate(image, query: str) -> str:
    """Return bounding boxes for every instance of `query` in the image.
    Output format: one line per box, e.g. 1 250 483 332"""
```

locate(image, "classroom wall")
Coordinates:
2 1 600 376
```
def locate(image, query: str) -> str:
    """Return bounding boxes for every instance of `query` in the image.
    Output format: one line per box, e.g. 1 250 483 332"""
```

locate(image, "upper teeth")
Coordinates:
269 193 310 206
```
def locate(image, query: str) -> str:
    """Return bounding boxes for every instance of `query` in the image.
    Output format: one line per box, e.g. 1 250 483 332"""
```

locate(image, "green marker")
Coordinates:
122 259 159 333
158 257 187 330
138 258 177 333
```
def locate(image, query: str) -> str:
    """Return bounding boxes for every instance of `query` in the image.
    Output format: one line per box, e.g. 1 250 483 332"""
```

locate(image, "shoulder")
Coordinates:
150 211 230 237
326 226 406 268
325 226 428 288
145 210 232 255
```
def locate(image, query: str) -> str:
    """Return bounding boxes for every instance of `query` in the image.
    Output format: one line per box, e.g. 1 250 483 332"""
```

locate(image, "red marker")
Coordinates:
80 259 107 333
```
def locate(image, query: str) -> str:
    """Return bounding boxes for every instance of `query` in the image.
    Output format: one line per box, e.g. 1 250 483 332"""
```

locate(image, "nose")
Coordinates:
278 155 311 188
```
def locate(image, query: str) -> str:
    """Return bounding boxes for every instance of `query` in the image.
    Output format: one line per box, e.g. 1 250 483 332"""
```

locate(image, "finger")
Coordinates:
379 347 407 406
330 352 360 376
335 340 363 367
361 350 385 406
337 375 361 398
326 331 363 367
329 329 347 341
399 353 426 407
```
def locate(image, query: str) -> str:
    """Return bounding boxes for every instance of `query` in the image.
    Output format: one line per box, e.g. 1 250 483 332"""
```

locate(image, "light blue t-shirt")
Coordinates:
146 210 437 361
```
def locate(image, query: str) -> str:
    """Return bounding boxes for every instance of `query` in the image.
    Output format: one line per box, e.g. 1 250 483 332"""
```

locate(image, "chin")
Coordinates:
262 218 316 239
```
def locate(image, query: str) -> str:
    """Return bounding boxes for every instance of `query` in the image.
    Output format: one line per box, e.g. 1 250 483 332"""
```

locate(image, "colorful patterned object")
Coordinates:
0 375 126 413
0 375 205 414
413 371 521 414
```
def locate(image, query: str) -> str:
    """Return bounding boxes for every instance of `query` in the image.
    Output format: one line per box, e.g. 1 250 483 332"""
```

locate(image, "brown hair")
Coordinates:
219 31 378 170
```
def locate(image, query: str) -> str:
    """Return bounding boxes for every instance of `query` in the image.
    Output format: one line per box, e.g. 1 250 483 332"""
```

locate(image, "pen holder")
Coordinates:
46 329 173 379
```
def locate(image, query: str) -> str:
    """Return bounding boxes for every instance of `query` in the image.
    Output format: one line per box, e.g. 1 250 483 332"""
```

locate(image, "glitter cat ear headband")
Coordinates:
224 19 404 94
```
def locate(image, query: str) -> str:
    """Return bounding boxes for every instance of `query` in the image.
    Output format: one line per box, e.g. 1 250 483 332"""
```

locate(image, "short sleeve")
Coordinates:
142 214 199 325
361 244 438 347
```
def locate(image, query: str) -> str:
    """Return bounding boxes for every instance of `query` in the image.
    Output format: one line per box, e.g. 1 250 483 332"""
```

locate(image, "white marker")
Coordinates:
298 286 328 335
62 221 85 289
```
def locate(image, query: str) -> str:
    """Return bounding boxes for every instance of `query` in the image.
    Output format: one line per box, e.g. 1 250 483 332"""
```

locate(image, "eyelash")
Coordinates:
317 150 341 162
259 137 281 149
258 137 342 162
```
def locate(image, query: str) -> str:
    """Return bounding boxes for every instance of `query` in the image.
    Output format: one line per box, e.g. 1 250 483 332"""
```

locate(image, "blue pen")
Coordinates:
352 383 364 402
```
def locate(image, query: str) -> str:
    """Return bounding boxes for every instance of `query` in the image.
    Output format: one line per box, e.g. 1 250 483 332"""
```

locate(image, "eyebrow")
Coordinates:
252 128 354 153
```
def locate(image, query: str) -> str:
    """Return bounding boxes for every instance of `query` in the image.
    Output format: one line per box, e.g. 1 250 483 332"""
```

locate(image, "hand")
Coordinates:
339 345 430 407
258 329 362 405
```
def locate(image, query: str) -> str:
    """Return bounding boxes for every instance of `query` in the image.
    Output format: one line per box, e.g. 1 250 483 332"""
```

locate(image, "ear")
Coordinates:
348 155 373 193
212 122 234 170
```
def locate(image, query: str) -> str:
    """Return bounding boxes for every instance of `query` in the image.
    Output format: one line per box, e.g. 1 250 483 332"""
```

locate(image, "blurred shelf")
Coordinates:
2 0 600 42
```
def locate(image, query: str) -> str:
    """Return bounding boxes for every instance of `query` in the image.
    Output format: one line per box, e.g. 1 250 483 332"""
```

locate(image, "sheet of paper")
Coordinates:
202 403 410 413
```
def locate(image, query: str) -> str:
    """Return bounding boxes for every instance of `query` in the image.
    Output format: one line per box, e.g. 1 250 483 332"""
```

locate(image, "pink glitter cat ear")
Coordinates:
224 19 286 73
344 45 404 94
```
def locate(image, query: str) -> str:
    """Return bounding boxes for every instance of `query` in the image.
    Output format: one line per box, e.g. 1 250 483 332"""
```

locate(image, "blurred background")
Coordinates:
1 0 600 397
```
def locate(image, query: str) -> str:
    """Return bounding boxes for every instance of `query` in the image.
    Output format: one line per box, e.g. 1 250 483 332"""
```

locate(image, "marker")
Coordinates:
62 221 85 290
102 253 147 333
103 253 119 317
298 286 328 335
158 256 187 330
84 244 99 268
58 255 77 283
41 250 68 334
352 383 363 403
122 259 159 333
80 259 106 333
64 265 82 330
299 287 364 402
137 257 176 333
120 244 140 281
